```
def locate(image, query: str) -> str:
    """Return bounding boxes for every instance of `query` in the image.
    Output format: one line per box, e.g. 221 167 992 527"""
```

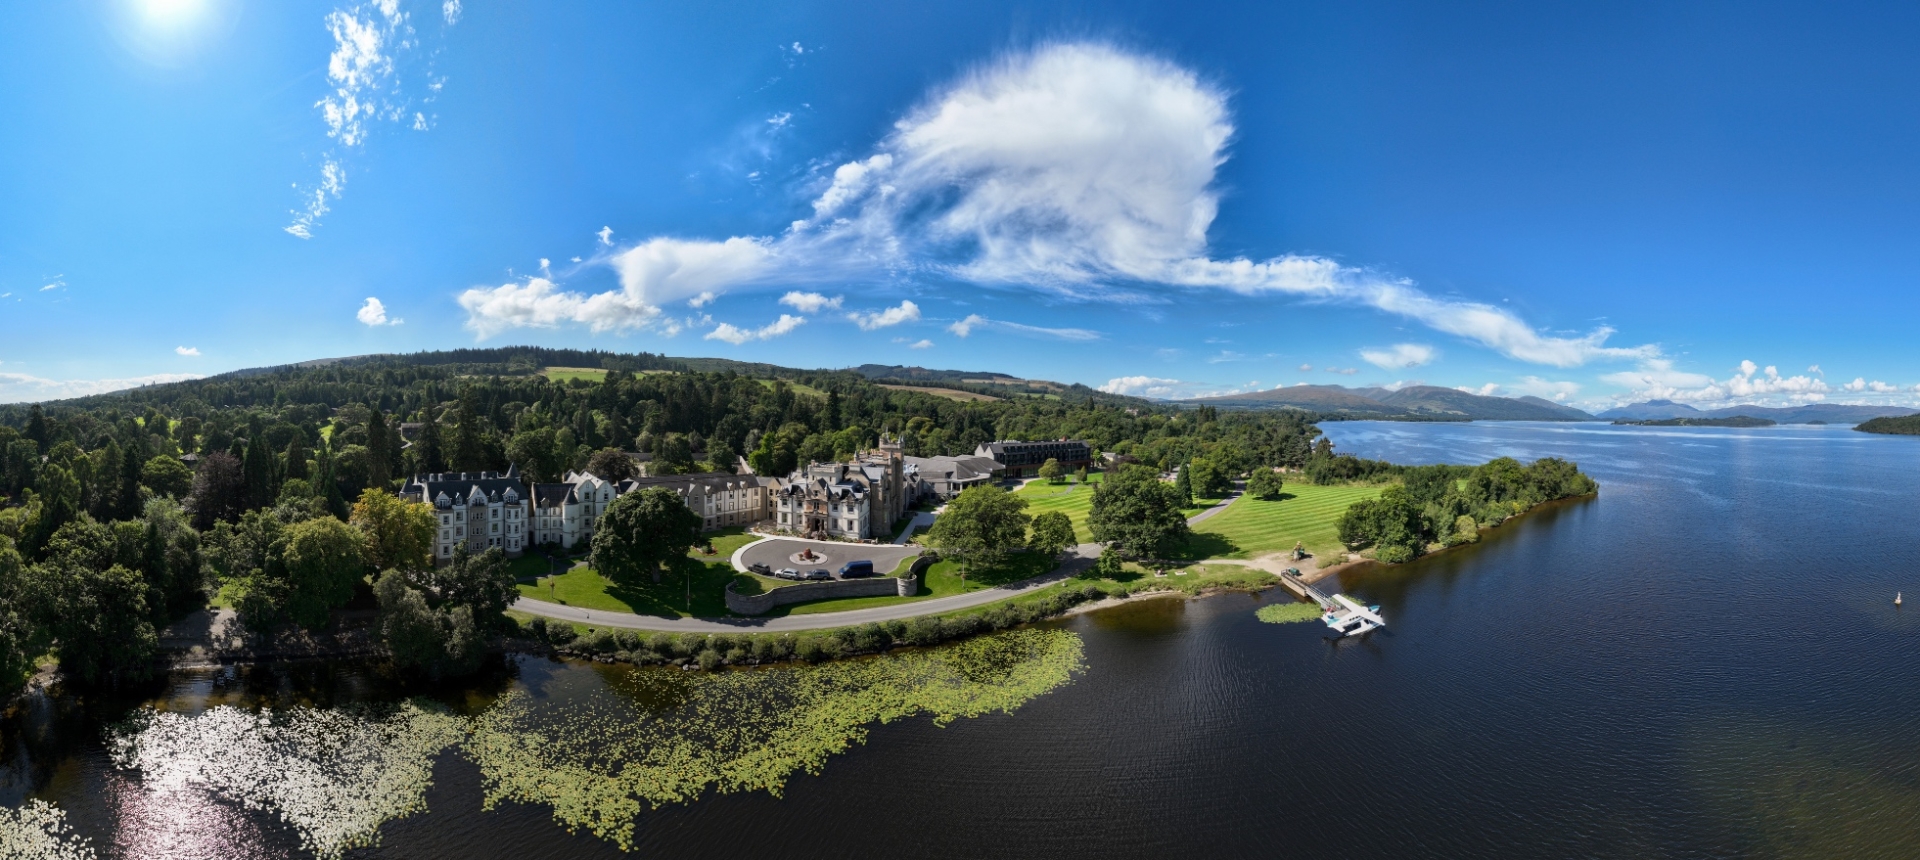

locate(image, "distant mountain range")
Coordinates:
1179 384 1596 422
1595 399 1920 425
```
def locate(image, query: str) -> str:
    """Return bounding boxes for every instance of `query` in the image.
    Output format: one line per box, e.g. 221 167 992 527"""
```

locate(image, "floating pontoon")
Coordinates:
1279 568 1386 637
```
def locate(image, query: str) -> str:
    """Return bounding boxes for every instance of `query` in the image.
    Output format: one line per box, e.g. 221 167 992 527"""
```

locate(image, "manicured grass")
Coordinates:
1186 483 1383 561
1068 559 1279 596
1013 473 1106 542
516 527 771 617
768 552 1058 616
508 554 557 581
753 378 827 399
1013 473 1223 543
875 384 1002 402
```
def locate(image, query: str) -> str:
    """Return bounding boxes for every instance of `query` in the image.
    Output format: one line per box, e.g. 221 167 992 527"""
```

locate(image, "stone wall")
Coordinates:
725 559 927 616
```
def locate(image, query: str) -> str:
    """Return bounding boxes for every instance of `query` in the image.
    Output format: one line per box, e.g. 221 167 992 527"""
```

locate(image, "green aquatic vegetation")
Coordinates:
0 800 96 860
106 702 468 860
467 628 1086 850
1256 602 1322 624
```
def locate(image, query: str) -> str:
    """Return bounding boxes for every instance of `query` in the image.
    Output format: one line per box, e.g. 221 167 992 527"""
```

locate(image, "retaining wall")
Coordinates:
725 556 930 616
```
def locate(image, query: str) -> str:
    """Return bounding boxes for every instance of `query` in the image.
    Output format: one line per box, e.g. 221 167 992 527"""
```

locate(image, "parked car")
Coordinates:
749 562 773 575
838 560 875 578
776 567 801 580
805 568 832 580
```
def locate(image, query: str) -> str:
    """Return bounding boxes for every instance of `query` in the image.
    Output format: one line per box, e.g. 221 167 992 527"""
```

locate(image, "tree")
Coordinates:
1336 485 1425 563
26 405 48 454
416 406 447 473
1088 465 1190 560
1074 466 1089 485
188 452 246 530
30 521 156 685
1027 510 1076 558
507 427 560 483
1189 457 1231 498
366 408 392 491
1038 458 1064 483
1246 468 1285 500
923 485 1031 571
586 448 638 482
241 418 276 511
0 536 44 697
374 570 484 679
139 498 205 624
284 436 310 482
411 545 517 630
274 516 367 629
141 455 194 499
350 488 436 573
451 388 488 471
1173 462 1194 507
591 486 702 583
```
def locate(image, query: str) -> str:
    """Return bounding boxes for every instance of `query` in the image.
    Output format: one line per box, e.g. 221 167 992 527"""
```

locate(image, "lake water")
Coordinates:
7 421 1920 859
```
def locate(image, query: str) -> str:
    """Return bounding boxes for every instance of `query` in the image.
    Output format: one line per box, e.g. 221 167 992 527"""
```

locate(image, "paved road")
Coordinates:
1186 490 1242 525
510 544 1098 632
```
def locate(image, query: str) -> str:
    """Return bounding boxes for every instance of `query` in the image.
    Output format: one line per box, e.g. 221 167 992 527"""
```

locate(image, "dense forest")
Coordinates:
0 348 1333 696
1855 414 1920 436
1336 457 1599 562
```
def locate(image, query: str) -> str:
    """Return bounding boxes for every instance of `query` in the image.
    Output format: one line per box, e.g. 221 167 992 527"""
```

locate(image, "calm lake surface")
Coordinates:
7 421 1920 859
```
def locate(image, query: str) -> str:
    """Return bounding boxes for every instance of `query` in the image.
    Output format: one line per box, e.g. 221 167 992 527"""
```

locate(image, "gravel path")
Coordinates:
510 543 1099 632
1185 491 1242 525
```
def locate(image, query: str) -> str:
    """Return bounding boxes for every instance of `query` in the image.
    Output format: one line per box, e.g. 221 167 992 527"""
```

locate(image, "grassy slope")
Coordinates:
1187 484 1383 561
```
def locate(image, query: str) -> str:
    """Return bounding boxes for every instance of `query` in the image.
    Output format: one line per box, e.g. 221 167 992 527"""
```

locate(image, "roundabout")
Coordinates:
735 536 924 578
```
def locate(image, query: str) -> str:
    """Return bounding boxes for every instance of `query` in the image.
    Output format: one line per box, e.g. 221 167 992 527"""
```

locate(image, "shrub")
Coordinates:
696 649 723 671
724 646 748 664
545 623 577 646
584 630 616 654
524 617 550 641
614 631 640 651
749 637 777 663
671 634 700 658
794 638 825 663
646 633 675 655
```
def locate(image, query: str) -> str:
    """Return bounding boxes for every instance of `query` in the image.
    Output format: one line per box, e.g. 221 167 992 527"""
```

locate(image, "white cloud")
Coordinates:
779 291 843 313
1603 359 1839 405
0 372 203 405
539 258 551 270
1807 364 1823 376
1459 383 1500 396
356 296 402 326
1098 376 1185 398
460 43 1655 366
688 291 717 308
943 313 1097 341
597 226 613 245
1360 343 1435 370
1511 376 1582 402
848 300 921 330
1326 367 1358 375
909 339 933 349
1298 363 1313 372
289 2 456 238
463 239 772 336
1843 378 1900 394
767 112 792 129
40 280 63 292
175 346 201 357
704 314 806 345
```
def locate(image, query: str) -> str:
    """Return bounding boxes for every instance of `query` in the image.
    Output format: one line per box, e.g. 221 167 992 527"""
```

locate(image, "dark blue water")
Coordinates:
7 420 1920 858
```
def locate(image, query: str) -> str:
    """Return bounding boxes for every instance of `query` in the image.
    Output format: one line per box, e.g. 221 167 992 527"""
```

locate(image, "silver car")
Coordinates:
776 567 801 580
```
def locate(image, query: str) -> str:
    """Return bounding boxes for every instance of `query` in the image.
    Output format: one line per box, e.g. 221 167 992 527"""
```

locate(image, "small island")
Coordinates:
1855 414 1920 435
1612 415 1776 428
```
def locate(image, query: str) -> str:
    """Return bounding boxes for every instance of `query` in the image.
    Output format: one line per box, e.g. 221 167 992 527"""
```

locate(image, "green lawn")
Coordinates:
508 554 557 581
1013 473 1224 543
515 527 771 617
773 551 1057 616
1185 483 1383 561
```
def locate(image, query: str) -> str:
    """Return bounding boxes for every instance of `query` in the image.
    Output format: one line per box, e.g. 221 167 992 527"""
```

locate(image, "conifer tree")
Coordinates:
367 408 391 490
1174 462 1194 507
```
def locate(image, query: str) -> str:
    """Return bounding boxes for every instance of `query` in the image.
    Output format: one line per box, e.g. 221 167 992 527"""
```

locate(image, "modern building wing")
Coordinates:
974 439 1092 477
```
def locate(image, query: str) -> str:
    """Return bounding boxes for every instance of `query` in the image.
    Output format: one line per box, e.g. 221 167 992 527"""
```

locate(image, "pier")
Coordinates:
1279 569 1386 637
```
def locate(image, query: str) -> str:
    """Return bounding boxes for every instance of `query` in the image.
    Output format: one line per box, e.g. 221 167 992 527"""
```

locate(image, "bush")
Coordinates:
545 623 577 646
750 637 778 663
696 649 723 671
671 634 700 658
524 617 550 641
794 638 826 663
646 632 674 655
584 630 616 654
614 631 640 651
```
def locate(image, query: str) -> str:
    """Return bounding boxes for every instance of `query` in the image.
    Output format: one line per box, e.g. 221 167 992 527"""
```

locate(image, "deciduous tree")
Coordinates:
591 486 701 584
1027 510 1076 558
350 488 436 573
924 485 1031 570
1088 465 1190 560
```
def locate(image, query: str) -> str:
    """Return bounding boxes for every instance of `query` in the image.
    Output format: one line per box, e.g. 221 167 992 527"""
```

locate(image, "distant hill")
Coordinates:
1181 384 1595 422
1857 414 1920 436
1613 415 1776 428
852 365 1023 385
1600 400 1920 425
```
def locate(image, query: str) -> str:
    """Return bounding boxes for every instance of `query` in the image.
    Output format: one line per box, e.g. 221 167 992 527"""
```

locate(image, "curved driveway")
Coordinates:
734 537 922 578
510 491 1252 632
511 544 1096 632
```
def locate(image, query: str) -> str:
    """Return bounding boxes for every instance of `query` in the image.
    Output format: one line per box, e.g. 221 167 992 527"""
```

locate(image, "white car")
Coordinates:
776 568 801 580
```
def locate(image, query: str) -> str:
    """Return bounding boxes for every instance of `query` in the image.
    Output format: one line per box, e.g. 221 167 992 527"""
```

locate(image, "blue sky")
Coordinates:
7 0 1920 410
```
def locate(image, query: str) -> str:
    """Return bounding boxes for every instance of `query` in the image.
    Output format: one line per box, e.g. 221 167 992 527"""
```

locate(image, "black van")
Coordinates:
838 560 874 578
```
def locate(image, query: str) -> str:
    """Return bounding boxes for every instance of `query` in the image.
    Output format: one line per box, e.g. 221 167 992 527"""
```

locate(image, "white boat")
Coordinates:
1321 593 1386 637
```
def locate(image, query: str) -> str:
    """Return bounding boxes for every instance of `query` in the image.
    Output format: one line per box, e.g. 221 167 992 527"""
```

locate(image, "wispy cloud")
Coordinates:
175 346 201 357
287 0 457 238
704 314 806 345
1602 359 1848 405
909 339 933 349
945 314 1098 341
1097 376 1249 399
357 296 402 326
1360 343 1435 370
848 300 920 330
